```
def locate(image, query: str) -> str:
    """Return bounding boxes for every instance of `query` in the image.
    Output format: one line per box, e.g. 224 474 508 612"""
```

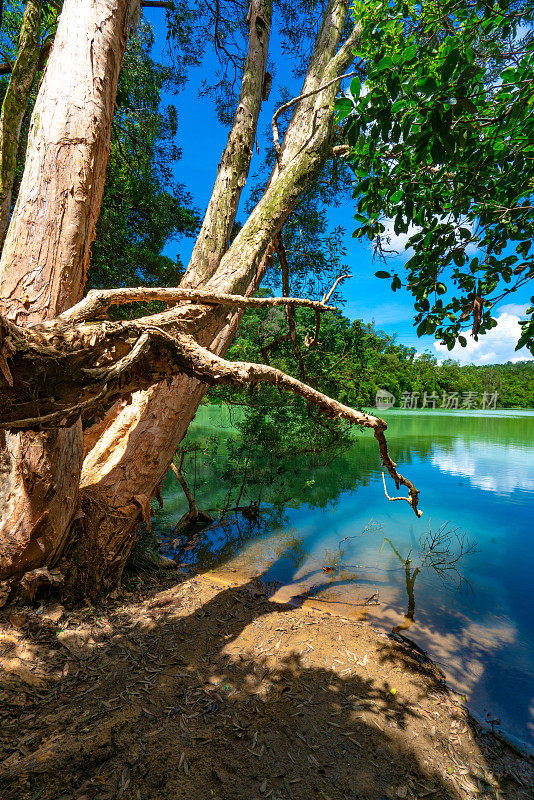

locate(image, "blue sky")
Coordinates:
142 8 533 365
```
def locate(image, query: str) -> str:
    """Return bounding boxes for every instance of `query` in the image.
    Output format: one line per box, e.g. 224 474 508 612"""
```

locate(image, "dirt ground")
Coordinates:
1 568 533 800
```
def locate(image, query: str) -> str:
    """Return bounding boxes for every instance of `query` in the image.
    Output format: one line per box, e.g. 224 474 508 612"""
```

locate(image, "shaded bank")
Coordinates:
1 571 533 799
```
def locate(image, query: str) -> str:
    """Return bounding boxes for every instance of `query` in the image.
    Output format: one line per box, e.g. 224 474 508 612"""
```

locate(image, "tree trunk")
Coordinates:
0 0 137 323
72 0 274 593
0 0 136 590
0 0 372 601
71 0 359 595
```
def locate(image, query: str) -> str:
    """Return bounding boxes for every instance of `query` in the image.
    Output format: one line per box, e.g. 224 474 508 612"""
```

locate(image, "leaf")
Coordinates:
350 77 361 99
377 56 393 70
390 190 403 204
456 96 478 114
375 271 391 279
441 48 460 82
403 45 417 63
416 75 437 95
334 97 353 120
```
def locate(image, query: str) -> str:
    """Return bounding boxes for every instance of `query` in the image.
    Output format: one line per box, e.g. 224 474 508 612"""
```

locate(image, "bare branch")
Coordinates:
177 335 422 517
56 286 338 325
272 71 357 164
322 273 352 304
381 472 421 514
169 461 198 518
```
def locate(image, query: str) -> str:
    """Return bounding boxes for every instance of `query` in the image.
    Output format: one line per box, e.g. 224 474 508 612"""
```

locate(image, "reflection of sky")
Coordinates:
218 420 534 750
160 410 534 750
431 440 534 494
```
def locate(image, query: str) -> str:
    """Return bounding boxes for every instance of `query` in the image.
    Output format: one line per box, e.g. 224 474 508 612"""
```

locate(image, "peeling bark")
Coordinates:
0 0 136 588
0 0 137 323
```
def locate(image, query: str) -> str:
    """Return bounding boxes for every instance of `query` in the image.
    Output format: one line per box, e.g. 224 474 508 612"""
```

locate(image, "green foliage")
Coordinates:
89 23 198 292
337 0 534 353
211 304 534 412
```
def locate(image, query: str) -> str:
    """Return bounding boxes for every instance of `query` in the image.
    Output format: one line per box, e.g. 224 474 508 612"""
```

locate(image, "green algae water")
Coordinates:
157 406 534 751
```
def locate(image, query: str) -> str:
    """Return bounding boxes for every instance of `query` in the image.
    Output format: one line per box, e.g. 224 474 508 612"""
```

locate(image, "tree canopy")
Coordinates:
337 0 534 354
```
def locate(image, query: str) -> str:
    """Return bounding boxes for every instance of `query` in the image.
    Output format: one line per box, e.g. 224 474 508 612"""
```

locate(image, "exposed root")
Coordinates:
0 312 422 517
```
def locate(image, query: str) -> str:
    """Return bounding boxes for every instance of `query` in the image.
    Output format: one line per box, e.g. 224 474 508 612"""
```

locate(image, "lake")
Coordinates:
156 405 534 752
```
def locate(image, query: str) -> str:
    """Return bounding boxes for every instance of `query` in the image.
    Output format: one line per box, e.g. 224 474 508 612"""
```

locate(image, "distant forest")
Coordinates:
209 305 534 412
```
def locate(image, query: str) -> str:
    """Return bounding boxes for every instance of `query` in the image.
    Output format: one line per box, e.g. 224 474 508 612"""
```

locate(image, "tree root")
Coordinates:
0 306 422 517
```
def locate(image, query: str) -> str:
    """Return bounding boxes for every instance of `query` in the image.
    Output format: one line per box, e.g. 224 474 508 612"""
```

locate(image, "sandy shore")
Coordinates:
1 569 533 800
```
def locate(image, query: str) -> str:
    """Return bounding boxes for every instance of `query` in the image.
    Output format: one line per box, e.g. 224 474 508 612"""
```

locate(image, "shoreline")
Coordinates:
206 565 534 761
2 568 533 800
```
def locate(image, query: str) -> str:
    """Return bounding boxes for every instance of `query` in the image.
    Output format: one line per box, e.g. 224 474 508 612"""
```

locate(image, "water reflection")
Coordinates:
156 407 534 749
431 440 534 494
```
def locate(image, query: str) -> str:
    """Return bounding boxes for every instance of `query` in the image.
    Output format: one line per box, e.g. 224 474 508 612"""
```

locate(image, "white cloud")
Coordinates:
431 440 534 495
434 307 533 365
374 218 477 260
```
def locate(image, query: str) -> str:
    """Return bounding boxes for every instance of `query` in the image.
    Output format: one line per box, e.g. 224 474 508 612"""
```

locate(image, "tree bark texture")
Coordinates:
0 0 137 589
0 0 137 324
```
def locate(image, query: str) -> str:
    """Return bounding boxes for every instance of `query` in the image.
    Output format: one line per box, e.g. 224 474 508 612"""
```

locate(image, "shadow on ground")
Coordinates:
1 570 533 800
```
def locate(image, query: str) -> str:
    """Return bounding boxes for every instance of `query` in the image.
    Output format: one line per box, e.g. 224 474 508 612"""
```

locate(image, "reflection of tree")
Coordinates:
158 407 436 525
164 503 296 573
379 524 476 634
380 538 420 633
279 521 476 634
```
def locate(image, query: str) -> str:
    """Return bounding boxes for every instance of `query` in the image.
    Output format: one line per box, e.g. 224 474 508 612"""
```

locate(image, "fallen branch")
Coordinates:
0 314 422 516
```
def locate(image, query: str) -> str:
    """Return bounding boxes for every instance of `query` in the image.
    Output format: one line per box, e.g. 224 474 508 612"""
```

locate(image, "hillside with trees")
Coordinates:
217 304 534 413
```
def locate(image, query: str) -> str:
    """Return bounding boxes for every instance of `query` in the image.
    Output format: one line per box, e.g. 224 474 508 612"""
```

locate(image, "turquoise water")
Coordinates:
157 407 534 750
